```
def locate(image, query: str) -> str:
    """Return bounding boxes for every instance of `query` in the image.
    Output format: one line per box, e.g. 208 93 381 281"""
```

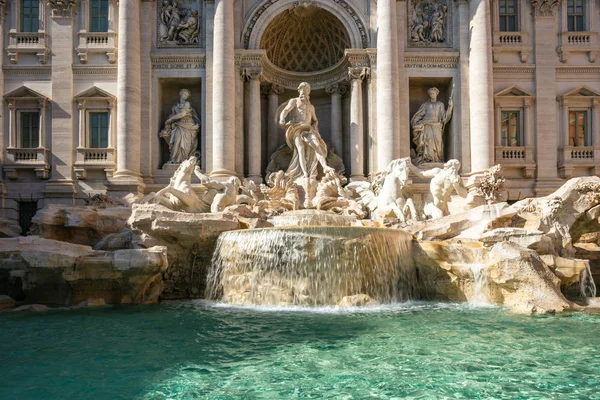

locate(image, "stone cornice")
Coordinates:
261 56 349 91
492 65 536 77
556 66 600 75
403 52 459 69
3 66 52 75
72 66 118 75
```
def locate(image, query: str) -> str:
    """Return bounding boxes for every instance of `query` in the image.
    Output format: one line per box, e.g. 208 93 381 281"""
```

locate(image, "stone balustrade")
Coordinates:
4 148 50 179
7 30 49 64
76 31 117 64
74 147 116 180
492 31 531 63
558 31 600 63
495 146 536 178
558 146 600 178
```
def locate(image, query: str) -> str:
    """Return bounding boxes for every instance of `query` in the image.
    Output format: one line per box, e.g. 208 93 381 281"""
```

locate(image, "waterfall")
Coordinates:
206 226 416 306
580 262 597 299
470 264 489 304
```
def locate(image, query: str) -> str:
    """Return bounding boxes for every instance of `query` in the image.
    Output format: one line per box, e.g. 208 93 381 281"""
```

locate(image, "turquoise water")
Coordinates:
1 301 600 399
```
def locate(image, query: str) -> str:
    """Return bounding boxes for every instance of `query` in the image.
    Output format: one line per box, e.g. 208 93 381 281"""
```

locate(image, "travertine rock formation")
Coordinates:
0 236 167 306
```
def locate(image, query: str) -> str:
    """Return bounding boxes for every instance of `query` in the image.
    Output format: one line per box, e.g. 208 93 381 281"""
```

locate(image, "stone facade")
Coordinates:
1 0 600 232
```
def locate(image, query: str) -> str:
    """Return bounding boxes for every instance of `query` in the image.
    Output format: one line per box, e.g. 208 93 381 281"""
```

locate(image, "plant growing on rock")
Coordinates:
472 164 507 204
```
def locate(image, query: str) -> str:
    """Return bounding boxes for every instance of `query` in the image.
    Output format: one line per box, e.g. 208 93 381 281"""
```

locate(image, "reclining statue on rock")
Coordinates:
408 159 467 219
313 169 367 219
147 156 213 212
348 157 418 221
145 156 242 214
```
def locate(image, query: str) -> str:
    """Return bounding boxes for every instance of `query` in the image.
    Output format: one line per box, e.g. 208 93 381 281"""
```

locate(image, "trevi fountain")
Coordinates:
2 0 600 397
2 81 600 398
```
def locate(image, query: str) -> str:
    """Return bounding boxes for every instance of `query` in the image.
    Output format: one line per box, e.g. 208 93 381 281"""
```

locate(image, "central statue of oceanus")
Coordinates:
278 82 334 180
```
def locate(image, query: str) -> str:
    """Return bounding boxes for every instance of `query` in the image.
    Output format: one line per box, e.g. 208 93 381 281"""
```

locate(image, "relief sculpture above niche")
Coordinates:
157 0 202 47
408 0 452 48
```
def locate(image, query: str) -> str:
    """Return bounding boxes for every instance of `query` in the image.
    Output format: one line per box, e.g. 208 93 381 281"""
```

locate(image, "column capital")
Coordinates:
348 67 370 82
47 0 78 18
241 67 262 82
325 83 348 96
262 83 284 97
531 0 561 17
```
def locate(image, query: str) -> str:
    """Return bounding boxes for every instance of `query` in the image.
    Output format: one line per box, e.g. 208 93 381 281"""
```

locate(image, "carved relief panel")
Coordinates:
157 0 202 48
407 0 452 48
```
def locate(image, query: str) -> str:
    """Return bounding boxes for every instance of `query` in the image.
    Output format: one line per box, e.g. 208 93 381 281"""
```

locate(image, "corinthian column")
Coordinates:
326 83 346 159
244 67 263 184
376 0 400 171
348 67 369 181
211 0 236 179
468 0 494 173
114 0 142 183
265 84 284 159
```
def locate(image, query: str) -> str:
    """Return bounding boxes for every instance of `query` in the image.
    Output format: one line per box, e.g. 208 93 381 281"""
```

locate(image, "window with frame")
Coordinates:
567 0 585 32
501 111 521 146
499 0 518 32
90 0 109 32
20 112 39 148
569 110 589 146
89 112 109 148
21 0 40 33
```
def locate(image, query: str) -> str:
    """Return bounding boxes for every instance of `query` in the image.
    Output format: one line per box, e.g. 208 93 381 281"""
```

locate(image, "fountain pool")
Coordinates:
1 301 600 399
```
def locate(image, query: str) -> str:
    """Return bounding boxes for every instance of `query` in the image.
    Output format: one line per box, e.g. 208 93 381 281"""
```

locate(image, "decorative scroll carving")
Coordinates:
241 67 262 82
47 0 77 17
325 83 348 96
408 0 452 48
531 0 561 17
347 67 369 81
157 0 202 47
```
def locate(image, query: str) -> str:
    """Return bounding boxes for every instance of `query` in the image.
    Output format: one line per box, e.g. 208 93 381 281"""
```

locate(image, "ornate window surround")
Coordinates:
491 0 531 63
6 0 50 64
493 86 536 178
557 86 600 178
3 86 50 179
76 0 118 64
557 0 600 63
73 86 117 180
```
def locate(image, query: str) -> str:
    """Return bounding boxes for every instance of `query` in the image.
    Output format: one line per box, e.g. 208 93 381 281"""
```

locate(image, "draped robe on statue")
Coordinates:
167 101 200 163
278 102 328 181
411 99 452 164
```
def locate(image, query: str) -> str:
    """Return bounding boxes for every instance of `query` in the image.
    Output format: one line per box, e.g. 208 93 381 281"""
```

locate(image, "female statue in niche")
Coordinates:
411 86 453 164
160 89 200 164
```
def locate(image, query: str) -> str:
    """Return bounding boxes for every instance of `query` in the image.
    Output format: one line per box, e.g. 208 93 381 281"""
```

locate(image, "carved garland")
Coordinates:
47 0 77 17
243 0 369 49
531 0 561 17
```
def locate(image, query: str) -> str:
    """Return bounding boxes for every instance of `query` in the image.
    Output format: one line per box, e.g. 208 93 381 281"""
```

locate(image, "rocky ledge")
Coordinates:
0 236 167 306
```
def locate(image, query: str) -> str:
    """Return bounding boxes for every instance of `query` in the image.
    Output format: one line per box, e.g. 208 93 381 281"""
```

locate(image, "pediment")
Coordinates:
494 86 534 98
559 86 600 99
4 86 50 101
74 86 115 100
